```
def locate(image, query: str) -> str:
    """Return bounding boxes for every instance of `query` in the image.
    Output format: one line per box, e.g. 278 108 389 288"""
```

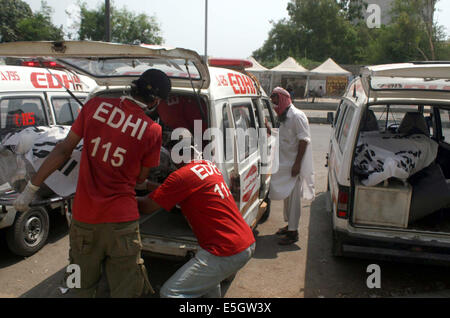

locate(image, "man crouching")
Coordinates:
137 128 255 298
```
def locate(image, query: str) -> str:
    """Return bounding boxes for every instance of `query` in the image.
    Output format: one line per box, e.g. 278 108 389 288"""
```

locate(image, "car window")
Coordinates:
0 97 47 131
262 99 276 130
441 109 450 142
339 106 355 151
52 97 83 125
335 103 348 140
232 103 258 162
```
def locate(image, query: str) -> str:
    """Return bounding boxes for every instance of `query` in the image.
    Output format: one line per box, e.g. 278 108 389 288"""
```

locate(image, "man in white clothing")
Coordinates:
269 87 315 245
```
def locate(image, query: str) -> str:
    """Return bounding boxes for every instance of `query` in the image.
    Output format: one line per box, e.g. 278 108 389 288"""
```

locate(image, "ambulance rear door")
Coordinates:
225 97 261 226
0 41 210 91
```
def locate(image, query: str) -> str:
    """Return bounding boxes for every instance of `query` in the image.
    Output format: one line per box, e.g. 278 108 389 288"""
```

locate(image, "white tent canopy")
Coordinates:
309 58 351 76
246 57 268 72
271 57 309 74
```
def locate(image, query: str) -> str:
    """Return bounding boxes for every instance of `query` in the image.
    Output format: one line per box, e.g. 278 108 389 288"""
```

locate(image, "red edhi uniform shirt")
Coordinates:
150 160 255 257
71 97 162 224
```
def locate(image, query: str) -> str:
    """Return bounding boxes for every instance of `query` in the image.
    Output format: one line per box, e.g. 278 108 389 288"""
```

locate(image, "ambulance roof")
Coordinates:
206 66 266 100
0 65 97 93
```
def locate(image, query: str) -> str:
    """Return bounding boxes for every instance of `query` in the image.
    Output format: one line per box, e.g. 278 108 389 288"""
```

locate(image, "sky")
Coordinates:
22 0 450 59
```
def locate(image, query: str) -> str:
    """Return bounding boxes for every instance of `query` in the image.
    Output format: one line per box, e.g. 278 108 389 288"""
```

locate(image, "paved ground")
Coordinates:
1 124 450 298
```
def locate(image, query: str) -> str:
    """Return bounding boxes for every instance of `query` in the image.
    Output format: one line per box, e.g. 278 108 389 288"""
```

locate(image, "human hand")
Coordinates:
14 181 39 212
135 180 149 191
291 163 301 177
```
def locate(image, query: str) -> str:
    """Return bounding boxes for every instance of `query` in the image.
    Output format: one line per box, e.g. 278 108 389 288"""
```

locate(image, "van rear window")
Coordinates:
0 97 47 131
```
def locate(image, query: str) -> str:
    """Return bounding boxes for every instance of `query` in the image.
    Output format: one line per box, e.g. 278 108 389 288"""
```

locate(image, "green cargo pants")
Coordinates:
68 219 154 298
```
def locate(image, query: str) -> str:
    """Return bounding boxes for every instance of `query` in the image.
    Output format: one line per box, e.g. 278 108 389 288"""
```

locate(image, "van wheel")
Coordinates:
6 207 50 257
331 229 344 257
258 198 271 224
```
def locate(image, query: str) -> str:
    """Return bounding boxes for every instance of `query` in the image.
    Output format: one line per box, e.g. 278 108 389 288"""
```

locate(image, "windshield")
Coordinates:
59 57 201 80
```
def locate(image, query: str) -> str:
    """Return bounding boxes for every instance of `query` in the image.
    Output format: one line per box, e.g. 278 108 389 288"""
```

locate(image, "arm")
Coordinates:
136 166 151 185
14 130 81 211
137 196 161 215
30 130 81 187
291 140 308 177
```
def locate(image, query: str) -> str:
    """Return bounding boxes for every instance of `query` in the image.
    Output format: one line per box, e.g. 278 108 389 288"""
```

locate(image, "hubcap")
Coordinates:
23 215 42 246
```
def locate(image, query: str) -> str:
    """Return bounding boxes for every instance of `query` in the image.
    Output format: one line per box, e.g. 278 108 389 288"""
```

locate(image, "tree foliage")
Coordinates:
253 0 449 67
0 0 63 42
16 1 64 41
75 1 163 44
0 0 33 42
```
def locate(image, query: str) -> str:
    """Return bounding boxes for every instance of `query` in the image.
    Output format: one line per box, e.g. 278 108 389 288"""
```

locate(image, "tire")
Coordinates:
6 207 50 257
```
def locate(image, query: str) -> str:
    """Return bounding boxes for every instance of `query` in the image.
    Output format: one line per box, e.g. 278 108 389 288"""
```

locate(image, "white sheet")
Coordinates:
354 131 438 186
1 126 82 196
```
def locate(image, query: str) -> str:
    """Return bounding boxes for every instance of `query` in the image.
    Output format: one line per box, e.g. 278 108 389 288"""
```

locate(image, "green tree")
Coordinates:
365 0 447 63
16 1 64 41
75 1 163 44
0 0 33 42
253 0 362 65
0 0 63 42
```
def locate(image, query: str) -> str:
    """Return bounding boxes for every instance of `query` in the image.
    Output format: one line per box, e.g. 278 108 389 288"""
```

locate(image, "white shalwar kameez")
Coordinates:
269 105 315 231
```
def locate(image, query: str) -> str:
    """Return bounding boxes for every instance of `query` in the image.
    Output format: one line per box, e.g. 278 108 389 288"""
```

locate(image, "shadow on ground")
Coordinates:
303 192 450 298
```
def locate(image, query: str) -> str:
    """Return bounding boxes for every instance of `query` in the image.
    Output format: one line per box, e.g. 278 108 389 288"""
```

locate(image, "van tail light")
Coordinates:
337 185 350 219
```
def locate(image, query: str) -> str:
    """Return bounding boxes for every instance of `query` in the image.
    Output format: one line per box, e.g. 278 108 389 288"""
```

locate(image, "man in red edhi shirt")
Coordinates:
14 69 171 298
138 128 255 298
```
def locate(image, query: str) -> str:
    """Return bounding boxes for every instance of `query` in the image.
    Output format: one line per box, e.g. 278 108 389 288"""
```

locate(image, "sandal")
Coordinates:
276 225 289 236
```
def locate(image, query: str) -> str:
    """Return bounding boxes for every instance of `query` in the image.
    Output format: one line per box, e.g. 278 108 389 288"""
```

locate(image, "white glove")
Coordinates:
14 181 40 212
135 180 149 191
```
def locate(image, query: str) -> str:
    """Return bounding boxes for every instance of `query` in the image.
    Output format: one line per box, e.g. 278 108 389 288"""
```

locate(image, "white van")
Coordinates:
0 41 278 258
0 61 97 256
326 62 450 265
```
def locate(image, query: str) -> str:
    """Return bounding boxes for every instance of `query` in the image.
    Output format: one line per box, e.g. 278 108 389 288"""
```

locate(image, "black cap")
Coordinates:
132 69 171 102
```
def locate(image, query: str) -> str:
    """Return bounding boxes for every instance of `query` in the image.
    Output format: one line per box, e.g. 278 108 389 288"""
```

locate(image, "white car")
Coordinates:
326 62 450 265
0 61 96 256
0 41 278 258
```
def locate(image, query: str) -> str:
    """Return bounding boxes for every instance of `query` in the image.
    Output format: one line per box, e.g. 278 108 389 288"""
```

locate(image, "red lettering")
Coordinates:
31 72 47 88
228 73 240 94
242 75 256 94
219 75 228 86
62 74 74 89
46 73 62 89
14 114 21 127
404 84 426 89
13 113 36 127
0 71 20 81
24 113 35 125
235 74 246 94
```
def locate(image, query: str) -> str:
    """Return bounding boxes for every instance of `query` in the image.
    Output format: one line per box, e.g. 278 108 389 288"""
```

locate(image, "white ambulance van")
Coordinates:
326 62 450 265
0 41 278 259
0 60 97 256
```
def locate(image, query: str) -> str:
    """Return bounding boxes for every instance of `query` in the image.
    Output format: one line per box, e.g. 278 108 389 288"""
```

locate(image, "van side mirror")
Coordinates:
327 112 334 126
